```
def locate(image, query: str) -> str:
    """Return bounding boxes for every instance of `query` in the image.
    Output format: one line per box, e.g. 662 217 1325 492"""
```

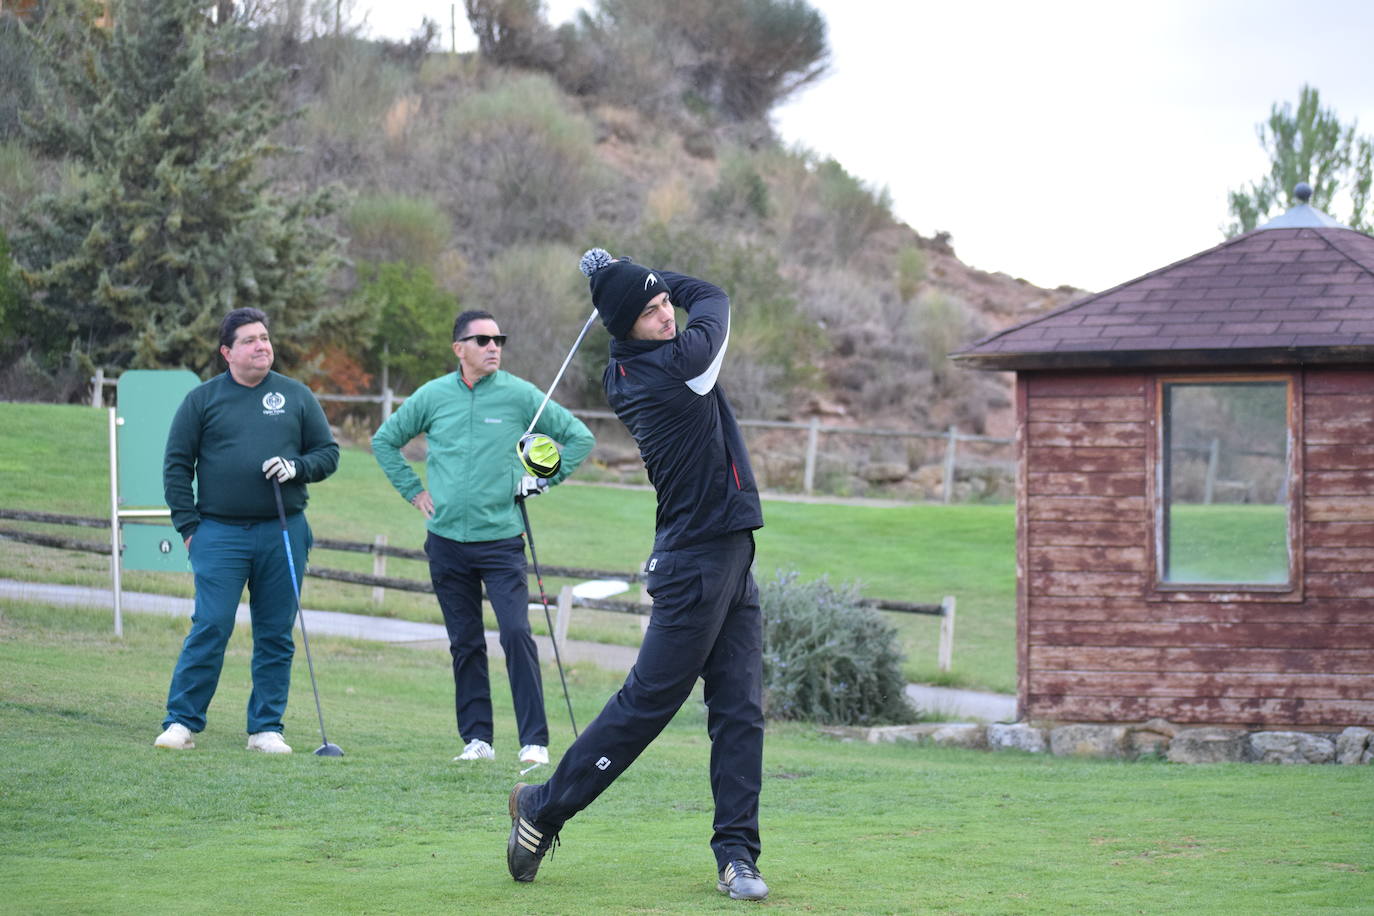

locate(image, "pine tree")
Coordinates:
12 0 346 375
1225 85 1374 237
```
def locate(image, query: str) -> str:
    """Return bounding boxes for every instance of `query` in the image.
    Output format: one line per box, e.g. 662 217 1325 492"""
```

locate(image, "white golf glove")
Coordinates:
516 475 549 499
262 456 297 482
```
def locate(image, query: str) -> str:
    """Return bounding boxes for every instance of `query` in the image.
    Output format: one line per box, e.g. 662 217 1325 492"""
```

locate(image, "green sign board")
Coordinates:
116 370 200 572
116 370 199 507
123 521 190 573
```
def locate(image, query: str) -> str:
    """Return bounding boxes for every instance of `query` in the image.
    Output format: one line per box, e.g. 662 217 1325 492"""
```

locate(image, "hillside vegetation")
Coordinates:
0 0 1081 439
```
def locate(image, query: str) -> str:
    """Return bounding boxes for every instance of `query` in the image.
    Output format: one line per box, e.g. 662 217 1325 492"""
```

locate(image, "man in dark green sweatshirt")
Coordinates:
154 307 339 754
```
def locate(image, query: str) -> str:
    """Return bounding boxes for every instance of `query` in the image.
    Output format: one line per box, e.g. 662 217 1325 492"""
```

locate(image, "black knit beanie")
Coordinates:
579 247 667 340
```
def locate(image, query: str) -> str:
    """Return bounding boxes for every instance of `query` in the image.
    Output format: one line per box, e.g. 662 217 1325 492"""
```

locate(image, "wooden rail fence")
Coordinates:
2 507 957 670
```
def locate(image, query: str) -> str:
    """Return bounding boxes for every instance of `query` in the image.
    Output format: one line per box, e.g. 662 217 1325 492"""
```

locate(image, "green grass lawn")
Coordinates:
2 601 1370 915
0 402 1017 692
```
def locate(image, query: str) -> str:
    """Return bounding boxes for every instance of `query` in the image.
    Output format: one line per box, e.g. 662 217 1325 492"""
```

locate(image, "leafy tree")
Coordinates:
464 0 559 70
1226 84 1374 236
11 0 347 375
564 0 828 122
0 11 40 140
0 227 24 342
353 260 457 392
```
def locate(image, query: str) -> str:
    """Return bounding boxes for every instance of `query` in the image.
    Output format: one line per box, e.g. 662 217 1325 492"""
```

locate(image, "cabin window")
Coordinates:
1157 379 1292 587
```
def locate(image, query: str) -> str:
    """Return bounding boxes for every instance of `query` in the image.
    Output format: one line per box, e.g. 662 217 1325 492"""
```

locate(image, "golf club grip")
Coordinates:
271 477 287 529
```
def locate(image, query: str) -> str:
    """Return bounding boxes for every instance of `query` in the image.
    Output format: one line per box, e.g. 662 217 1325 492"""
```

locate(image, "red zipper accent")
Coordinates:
618 365 626 376
732 462 741 488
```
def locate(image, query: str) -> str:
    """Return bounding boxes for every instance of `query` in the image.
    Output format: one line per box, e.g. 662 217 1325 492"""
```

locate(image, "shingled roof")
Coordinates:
953 207 1374 371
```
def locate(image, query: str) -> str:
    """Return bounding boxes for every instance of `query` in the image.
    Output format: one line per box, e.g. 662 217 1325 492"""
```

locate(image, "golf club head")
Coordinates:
518 433 561 478
314 742 344 757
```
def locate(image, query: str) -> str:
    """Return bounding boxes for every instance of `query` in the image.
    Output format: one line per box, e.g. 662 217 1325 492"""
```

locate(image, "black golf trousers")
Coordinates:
426 532 549 749
528 530 764 870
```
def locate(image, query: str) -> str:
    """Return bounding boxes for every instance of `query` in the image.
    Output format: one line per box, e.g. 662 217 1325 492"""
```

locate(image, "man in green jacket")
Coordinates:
373 310 594 765
155 307 339 754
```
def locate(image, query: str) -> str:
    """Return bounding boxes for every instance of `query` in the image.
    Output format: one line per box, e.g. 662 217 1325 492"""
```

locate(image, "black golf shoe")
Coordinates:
507 782 559 882
717 859 769 901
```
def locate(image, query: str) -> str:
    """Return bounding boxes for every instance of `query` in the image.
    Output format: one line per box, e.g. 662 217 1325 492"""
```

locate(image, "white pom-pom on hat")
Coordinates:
579 247 613 277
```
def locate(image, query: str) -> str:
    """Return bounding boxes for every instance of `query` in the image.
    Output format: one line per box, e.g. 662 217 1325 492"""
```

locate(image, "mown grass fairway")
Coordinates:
1 602 1370 914
0 402 1015 691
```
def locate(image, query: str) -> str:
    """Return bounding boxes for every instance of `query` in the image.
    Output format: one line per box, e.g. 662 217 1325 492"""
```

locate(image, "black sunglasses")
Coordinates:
457 334 507 347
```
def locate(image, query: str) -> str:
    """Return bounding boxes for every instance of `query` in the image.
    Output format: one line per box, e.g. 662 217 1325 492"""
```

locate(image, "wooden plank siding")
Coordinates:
1017 368 1374 728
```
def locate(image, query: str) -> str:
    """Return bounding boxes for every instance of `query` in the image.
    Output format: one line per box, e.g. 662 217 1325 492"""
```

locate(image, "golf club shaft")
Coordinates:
518 498 579 738
523 308 598 436
272 479 333 748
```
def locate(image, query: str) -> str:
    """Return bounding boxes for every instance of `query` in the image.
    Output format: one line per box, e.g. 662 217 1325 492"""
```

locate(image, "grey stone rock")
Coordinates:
1249 731 1336 764
929 723 987 749
861 461 910 484
1050 724 1129 758
1166 728 1251 764
868 724 945 744
1125 718 1179 759
987 722 1046 753
1336 727 1372 765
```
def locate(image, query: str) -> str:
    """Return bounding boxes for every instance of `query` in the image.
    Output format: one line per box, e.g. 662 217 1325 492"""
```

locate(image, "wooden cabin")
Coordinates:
954 189 1374 729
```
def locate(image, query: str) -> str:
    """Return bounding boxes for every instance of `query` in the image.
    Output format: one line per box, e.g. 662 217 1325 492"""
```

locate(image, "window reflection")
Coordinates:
1161 381 1290 585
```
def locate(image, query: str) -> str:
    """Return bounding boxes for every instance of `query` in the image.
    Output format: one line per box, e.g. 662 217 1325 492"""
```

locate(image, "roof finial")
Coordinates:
1295 182 1313 203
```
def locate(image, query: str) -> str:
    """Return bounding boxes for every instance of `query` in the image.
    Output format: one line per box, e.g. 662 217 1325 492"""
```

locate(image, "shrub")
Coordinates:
346 193 451 267
470 243 601 407
701 149 770 222
814 157 893 259
896 245 926 303
441 72 601 247
352 260 459 392
913 290 973 391
760 570 917 725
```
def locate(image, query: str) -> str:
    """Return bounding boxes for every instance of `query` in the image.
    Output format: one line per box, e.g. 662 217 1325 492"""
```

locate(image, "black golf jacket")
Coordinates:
603 270 764 552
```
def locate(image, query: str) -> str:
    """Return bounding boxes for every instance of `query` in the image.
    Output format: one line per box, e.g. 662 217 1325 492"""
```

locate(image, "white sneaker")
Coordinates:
454 738 495 761
246 731 293 754
154 723 195 750
518 744 549 766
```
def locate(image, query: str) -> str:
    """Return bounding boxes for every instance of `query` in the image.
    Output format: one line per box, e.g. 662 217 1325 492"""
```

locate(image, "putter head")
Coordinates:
314 742 344 757
518 433 561 479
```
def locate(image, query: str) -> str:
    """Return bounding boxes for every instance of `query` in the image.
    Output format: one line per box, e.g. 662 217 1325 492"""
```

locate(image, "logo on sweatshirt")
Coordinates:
262 391 286 415
595 756 611 770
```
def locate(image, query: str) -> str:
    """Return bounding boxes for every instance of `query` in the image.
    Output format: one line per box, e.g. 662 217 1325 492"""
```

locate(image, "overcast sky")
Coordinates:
359 0 1374 292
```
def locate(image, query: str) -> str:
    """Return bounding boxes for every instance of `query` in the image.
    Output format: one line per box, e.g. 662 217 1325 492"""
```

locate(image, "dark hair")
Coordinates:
219 307 269 350
453 309 495 342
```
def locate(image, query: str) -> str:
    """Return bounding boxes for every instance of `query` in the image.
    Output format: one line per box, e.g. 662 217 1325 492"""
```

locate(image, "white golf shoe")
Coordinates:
154 723 195 750
246 731 293 754
454 738 495 761
518 745 549 766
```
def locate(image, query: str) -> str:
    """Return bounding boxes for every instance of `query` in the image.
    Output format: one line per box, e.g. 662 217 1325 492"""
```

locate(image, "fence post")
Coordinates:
938 595 956 671
803 417 819 495
91 369 105 408
1204 438 1220 504
555 585 573 653
934 598 956 670
371 534 387 607
942 425 958 504
638 578 651 635
381 386 394 424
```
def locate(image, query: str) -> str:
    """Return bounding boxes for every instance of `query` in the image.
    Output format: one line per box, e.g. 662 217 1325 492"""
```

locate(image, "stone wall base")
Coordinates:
817 722 1374 765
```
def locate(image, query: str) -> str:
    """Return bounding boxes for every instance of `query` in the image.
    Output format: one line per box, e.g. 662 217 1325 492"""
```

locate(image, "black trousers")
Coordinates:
426 532 548 748
528 531 764 870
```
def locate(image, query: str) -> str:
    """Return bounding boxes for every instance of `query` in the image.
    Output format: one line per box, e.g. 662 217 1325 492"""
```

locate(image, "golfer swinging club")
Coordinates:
155 307 339 753
506 249 769 901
